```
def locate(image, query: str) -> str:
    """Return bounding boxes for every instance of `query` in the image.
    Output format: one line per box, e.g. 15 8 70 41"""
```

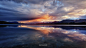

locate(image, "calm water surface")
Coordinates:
0 25 86 48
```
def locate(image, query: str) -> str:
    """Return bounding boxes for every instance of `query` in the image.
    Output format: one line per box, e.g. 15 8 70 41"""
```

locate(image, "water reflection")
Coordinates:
18 25 86 41
0 25 86 48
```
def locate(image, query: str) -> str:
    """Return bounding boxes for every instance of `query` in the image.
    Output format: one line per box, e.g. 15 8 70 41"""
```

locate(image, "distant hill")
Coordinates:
1 19 86 25
27 19 86 25
0 21 19 24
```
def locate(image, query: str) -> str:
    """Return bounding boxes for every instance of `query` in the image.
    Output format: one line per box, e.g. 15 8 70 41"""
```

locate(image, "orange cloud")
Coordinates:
18 14 56 23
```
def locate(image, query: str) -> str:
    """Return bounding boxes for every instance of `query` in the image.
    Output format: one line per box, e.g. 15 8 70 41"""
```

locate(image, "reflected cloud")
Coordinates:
0 25 86 48
18 25 86 42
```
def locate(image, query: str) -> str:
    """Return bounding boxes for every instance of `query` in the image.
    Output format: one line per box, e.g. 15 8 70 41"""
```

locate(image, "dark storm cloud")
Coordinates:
0 7 39 21
0 7 18 12
0 0 49 4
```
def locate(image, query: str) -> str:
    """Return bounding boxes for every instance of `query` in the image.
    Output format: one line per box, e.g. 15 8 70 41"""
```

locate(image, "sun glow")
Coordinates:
18 14 57 23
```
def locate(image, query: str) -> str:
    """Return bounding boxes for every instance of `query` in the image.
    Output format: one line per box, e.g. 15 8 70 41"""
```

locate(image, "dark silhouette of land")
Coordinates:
28 19 86 25
0 19 86 25
0 21 19 24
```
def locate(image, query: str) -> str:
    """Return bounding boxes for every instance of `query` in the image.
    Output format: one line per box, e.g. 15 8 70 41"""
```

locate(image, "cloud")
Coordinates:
0 0 86 21
48 0 86 20
0 0 50 4
0 7 39 21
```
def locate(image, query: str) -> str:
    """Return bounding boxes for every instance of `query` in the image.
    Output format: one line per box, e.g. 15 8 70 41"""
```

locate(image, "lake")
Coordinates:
0 24 86 48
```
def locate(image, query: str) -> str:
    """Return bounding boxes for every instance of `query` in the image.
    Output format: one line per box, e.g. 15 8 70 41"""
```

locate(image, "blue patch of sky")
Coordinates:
56 1 64 6
70 17 79 20
42 9 46 12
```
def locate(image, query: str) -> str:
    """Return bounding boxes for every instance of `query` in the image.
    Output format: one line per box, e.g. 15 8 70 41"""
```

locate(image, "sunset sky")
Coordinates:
0 0 86 23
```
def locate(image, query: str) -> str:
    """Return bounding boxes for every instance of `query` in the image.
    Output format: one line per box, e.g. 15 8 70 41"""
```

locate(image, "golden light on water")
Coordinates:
18 25 86 41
